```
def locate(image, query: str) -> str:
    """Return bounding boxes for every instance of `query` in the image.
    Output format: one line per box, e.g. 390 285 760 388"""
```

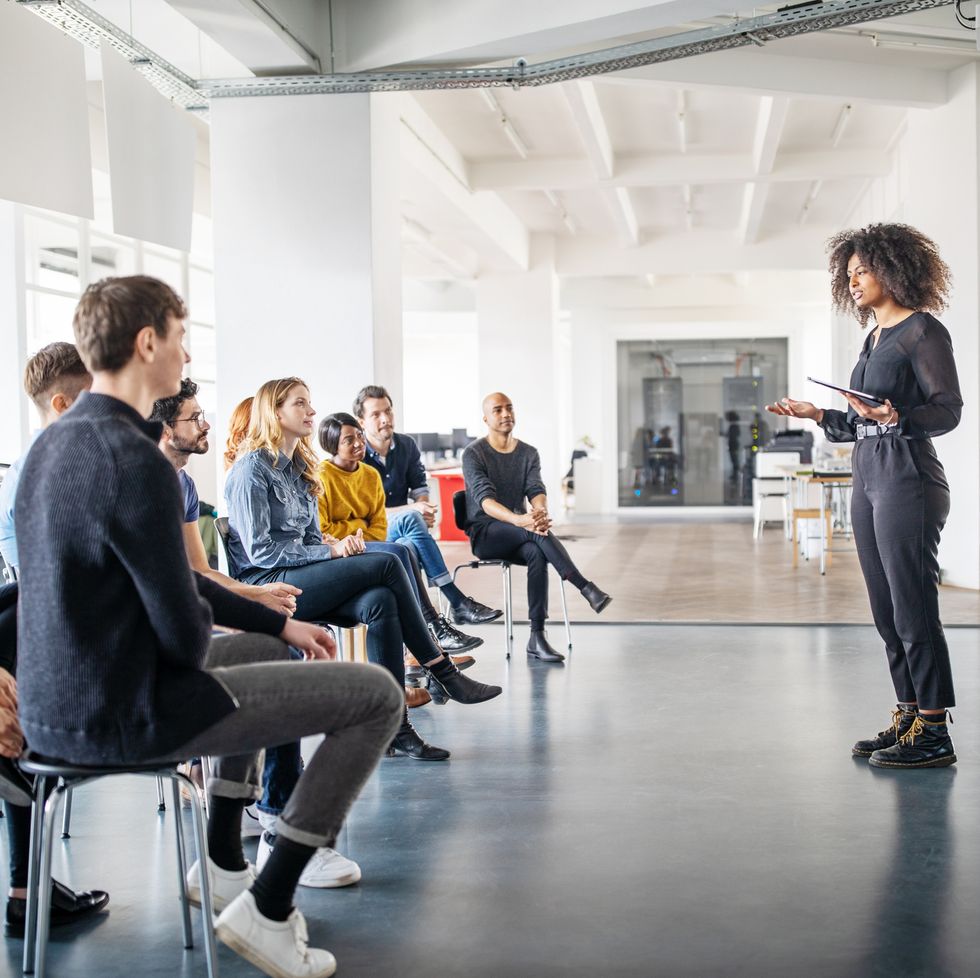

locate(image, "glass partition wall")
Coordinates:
617 338 789 507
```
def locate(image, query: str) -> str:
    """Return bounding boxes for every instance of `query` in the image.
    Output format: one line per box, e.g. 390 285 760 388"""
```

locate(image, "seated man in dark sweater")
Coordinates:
15 275 403 978
461 392 612 662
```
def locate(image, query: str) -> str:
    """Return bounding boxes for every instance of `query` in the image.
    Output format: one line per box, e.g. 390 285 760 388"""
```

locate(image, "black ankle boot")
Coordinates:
581 582 612 614
526 630 564 662
425 657 501 704
869 713 957 769
852 706 917 757
387 711 450 761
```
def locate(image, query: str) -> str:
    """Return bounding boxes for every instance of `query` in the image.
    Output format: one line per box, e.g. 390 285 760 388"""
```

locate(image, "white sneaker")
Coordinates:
256 832 362 889
186 857 256 914
216 890 336 978
242 804 265 838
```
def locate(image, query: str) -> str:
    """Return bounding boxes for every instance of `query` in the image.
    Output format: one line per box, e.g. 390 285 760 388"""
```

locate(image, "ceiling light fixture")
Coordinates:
479 88 529 159
798 180 824 225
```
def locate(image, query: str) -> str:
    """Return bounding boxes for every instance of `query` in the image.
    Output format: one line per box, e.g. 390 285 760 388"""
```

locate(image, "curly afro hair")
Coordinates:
826 223 952 327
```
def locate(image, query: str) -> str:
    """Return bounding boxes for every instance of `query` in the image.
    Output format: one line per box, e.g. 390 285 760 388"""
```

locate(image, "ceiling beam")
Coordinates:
563 80 638 245
397 95 529 272
738 95 790 245
555 229 828 276
604 49 947 108
471 148 892 192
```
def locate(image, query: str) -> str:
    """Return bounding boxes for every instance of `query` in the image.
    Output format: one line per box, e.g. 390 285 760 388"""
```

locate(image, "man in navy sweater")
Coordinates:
15 275 402 978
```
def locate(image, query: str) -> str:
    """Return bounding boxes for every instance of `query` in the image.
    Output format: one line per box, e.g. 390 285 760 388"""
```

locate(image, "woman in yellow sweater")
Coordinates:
316 413 482 658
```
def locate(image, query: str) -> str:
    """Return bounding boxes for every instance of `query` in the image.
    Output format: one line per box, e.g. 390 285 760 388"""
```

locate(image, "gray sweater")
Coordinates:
461 437 546 530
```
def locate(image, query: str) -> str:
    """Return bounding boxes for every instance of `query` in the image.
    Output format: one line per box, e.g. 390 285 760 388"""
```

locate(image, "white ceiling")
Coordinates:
72 1 980 292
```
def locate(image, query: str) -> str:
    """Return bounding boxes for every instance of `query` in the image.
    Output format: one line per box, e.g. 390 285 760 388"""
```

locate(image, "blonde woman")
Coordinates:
225 378 501 763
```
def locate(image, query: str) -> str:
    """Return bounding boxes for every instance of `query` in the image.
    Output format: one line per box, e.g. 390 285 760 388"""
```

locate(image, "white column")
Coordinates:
208 91 402 483
0 202 28 464
475 235 563 496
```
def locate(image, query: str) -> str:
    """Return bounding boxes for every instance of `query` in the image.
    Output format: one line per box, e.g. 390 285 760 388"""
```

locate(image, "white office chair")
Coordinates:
752 451 800 539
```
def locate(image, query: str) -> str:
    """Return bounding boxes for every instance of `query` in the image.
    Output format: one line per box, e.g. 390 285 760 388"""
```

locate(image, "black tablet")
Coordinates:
806 377 886 406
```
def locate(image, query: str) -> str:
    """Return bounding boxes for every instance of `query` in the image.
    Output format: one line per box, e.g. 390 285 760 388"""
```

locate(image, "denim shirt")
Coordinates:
225 449 332 580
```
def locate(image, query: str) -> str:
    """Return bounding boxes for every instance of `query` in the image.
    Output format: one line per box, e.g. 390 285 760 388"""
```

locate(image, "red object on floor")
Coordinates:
429 469 467 541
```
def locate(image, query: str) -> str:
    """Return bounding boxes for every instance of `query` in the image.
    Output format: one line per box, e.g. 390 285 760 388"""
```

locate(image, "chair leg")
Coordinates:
184 778 220 978
60 782 72 839
558 578 572 650
157 775 167 812
356 625 368 663
792 517 799 569
752 496 762 539
33 784 66 978
502 564 513 659
170 776 194 950
23 775 49 974
199 758 213 819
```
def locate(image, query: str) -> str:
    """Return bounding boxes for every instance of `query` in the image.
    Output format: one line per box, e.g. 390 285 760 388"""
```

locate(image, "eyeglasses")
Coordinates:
174 413 209 429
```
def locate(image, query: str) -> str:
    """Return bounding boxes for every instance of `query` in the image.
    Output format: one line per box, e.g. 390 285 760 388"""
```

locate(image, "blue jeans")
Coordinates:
387 509 452 588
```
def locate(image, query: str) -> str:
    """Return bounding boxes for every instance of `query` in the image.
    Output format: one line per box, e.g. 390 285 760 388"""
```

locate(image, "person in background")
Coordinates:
767 223 961 769
316 410 482 663
225 396 254 472
354 385 501 627
462 392 612 663
0 342 91 574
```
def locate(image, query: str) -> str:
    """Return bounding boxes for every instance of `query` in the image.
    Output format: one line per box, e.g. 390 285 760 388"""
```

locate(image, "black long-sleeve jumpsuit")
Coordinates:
821 312 962 710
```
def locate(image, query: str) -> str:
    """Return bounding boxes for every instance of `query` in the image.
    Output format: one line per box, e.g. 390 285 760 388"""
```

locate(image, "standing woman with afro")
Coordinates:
768 223 962 768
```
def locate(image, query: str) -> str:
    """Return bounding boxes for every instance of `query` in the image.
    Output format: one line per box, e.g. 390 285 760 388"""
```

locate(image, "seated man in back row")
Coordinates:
354 384 501 626
461 392 612 663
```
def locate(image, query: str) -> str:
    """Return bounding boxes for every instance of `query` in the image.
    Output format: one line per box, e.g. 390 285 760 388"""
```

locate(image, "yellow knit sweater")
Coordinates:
315 460 387 541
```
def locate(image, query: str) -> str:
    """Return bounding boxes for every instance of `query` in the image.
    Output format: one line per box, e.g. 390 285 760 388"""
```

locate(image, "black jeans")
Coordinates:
469 521 581 630
246 551 443 687
851 433 955 710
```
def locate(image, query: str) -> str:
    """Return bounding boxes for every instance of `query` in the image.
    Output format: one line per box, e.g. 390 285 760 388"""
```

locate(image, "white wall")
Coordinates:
847 64 980 589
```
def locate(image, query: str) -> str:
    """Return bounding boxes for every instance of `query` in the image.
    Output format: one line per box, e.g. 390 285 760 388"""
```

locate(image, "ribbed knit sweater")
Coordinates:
15 392 287 764
315 460 387 542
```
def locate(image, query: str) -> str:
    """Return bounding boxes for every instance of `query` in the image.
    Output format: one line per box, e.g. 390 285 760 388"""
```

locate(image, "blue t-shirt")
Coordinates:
0 432 42 572
178 469 200 525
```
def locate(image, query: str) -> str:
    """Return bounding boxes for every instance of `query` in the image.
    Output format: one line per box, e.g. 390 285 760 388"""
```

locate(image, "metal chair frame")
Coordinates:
449 491 572 657
19 756 218 978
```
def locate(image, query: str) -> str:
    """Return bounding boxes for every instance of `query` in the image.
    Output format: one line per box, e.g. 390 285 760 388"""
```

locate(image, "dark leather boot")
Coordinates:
852 706 916 757
869 713 957 769
526 630 565 662
425 657 501 704
450 596 502 625
581 582 612 614
387 711 450 761
430 616 483 653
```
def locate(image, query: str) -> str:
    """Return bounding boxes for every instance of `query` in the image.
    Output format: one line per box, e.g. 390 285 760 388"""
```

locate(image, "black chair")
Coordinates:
450 491 571 656
19 753 217 978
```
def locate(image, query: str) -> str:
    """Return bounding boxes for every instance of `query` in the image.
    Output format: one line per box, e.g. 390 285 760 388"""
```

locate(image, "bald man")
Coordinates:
460 392 611 662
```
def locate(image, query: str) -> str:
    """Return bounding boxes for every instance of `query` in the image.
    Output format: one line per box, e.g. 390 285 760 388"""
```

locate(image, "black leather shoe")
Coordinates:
526 631 565 662
5 880 110 937
0 756 32 807
425 658 501 704
386 712 450 761
581 582 612 615
450 596 503 626
430 616 483 653
869 714 957 769
852 707 916 757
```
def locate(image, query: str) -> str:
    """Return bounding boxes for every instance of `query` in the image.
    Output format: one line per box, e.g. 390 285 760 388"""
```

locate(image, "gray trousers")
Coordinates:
160 633 403 849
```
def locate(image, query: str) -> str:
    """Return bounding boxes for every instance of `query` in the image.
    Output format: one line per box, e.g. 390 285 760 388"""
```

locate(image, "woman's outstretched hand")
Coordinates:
766 398 823 423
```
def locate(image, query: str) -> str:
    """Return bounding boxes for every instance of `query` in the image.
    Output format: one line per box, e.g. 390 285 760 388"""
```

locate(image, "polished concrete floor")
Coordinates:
3 624 980 978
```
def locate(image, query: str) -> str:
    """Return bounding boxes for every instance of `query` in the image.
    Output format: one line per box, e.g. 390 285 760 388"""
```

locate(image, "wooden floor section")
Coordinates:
437 517 980 626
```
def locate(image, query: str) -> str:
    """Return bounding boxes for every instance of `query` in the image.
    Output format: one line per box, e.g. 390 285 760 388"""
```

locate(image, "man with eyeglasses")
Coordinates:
152 378 300 617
